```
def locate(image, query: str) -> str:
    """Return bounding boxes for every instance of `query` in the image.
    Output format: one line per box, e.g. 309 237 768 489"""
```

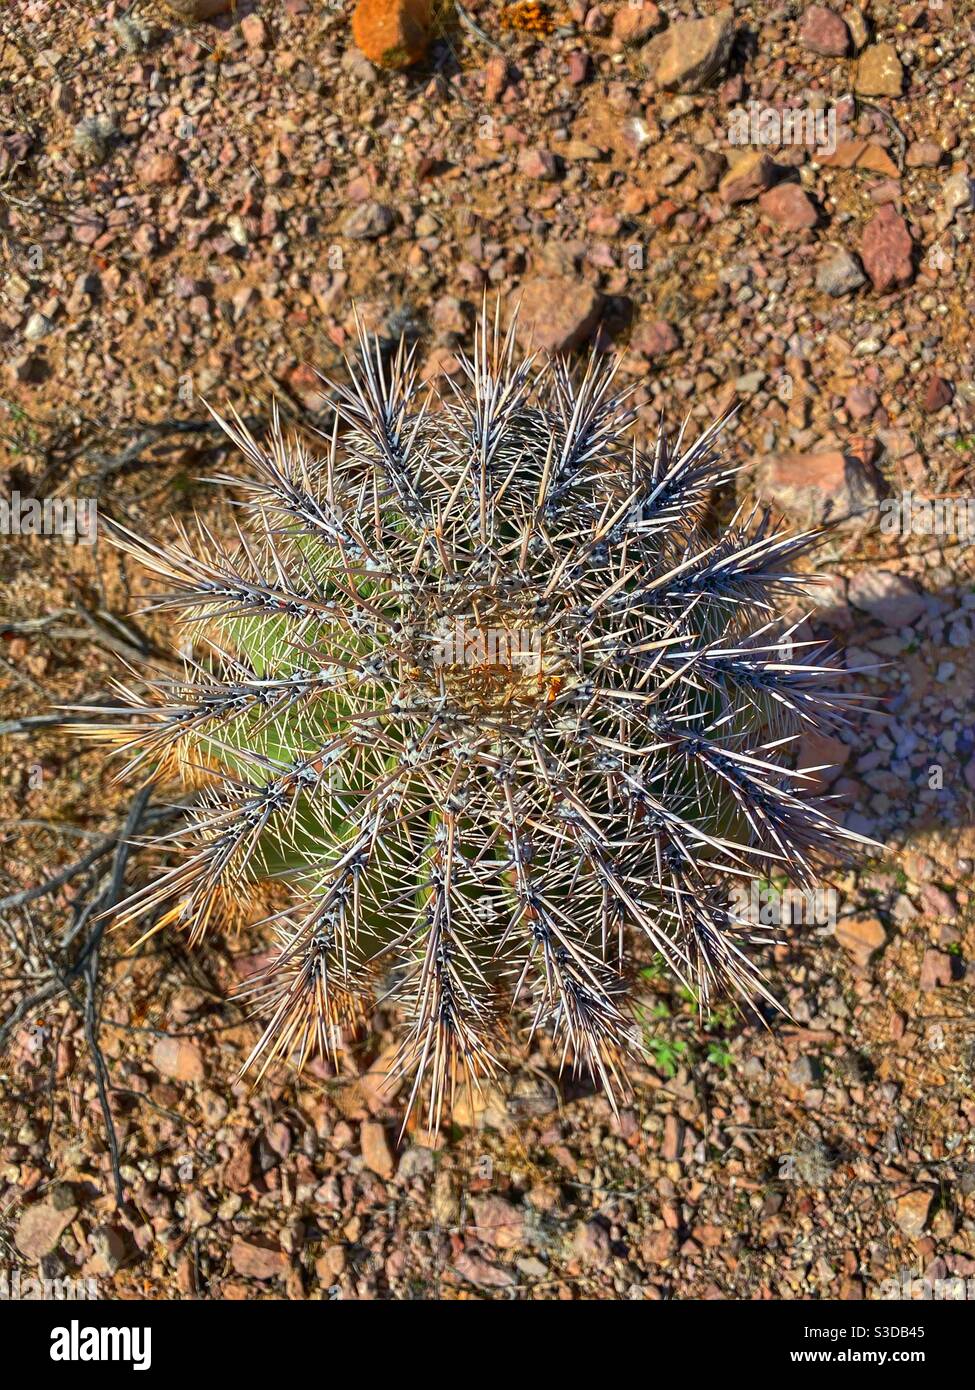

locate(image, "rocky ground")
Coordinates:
1 0 973 1300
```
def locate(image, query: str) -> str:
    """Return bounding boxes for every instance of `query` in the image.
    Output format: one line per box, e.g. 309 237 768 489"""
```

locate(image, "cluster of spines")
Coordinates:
66 309 875 1128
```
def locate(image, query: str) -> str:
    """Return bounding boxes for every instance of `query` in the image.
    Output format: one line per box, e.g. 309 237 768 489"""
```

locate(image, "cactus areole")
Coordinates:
77 311 871 1126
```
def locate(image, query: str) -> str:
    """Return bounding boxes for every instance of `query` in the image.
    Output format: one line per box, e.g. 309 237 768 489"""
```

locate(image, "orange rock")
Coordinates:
834 916 887 969
352 0 432 70
150 1036 206 1082
819 140 901 179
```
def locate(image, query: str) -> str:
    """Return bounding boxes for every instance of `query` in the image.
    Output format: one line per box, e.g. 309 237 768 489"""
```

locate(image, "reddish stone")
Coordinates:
222 1140 254 1194
240 14 267 48
920 949 952 992
452 1251 515 1288
230 1237 289 1281
752 447 882 526
14 1188 78 1260
720 151 778 204
758 182 819 229
819 141 900 179
860 205 914 292
799 5 849 57
360 1119 395 1178
893 1189 932 1237
162 0 232 17
845 384 879 420
642 1228 678 1263
518 148 560 180
136 151 180 185
514 276 603 353
650 198 679 227
420 347 461 381
630 319 680 358
798 730 851 791
483 54 509 102
923 374 953 412
566 50 590 84
655 10 735 92
612 3 664 45
905 140 943 168
471 1195 524 1250
835 916 887 968
150 1037 205 1082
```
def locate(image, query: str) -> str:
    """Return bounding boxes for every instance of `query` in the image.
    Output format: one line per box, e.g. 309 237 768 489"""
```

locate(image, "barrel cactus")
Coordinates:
79 310 868 1125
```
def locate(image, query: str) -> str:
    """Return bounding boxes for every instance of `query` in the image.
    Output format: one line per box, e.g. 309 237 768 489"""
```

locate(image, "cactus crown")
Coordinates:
81 310 869 1126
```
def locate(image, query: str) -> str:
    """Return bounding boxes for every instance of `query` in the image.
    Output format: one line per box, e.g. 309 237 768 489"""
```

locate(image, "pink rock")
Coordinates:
150 1036 206 1082
820 141 901 178
131 224 157 255
452 1251 515 1288
921 884 956 920
845 384 879 420
419 346 459 380
752 448 882 526
14 1188 78 1259
566 49 590 84
230 1237 289 1281
518 148 560 180
655 9 735 92
573 1218 611 1264
860 205 914 292
612 2 664 45
919 948 952 992
240 14 267 48
514 276 603 353
483 54 509 102
799 5 849 57
662 1112 683 1162
163 0 233 17
74 217 105 246
471 1194 524 1250
758 182 819 229
905 140 943 168
893 1188 932 1237
847 569 924 626
630 318 680 358
923 374 952 412
642 1228 678 1263
136 151 180 185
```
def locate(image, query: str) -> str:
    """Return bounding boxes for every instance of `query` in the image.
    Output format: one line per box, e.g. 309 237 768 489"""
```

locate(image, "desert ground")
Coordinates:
1 0 973 1300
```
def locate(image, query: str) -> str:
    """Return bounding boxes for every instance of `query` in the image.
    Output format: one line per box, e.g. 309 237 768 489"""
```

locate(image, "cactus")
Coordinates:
73 310 871 1126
